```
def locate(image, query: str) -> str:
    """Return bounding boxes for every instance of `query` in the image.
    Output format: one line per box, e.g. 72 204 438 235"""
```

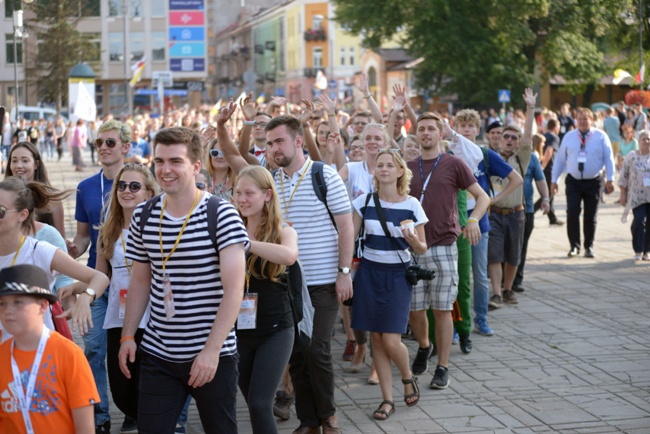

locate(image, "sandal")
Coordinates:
402 377 420 407
372 400 395 420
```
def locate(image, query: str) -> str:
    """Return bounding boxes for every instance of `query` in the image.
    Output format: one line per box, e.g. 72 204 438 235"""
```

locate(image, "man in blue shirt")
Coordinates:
551 108 615 258
124 123 151 166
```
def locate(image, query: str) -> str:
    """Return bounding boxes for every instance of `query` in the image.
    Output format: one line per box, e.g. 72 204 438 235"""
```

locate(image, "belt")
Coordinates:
490 204 524 215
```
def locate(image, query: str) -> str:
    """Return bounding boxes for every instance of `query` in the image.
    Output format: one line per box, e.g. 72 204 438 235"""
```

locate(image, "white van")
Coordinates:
10 105 61 122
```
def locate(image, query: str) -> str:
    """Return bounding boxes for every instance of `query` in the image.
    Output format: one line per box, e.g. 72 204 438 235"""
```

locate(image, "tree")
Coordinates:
24 0 99 115
333 0 630 107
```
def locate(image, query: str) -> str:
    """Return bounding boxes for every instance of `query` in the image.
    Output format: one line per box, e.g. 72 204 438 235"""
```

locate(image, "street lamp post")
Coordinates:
11 0 33 119
623 0 645 88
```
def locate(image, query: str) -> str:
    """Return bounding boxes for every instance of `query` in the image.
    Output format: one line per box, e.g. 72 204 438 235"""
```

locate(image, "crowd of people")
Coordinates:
0 77 648 434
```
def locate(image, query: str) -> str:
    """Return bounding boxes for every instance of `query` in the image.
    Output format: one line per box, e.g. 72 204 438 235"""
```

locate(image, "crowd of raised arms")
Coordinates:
1 73 647 434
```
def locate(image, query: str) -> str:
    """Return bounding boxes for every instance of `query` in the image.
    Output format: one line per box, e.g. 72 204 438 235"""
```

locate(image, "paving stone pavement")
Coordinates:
44 151 650 434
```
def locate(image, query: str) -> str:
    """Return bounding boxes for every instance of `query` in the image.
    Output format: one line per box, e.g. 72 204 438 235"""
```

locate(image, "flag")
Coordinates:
129 57 146 87
613 69 633 85
73 82 96 122
256 93 265 104
636 64 645 83
315 70 327 90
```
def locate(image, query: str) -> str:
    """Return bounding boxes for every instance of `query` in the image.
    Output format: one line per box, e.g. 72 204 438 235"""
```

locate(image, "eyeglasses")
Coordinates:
502 134 519 141
349 145 364 151
0 205 19 219
209 149 222 158
353 121 368 126
94 138 119 148
117 181 142 193
253 122 267 128
196 182 207 190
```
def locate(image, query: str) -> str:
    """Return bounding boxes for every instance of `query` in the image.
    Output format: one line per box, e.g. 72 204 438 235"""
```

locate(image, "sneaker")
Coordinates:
175 423 187 434
634 253 643 260
411 344 433 375
452 330 459 345
342 340 356 361
550 219 564 226
643 253 650 261
273 390 294 420
120 416 137 434
512 284 525 293
488 294 503 310
503 290 519 304
95 420 111 434
429 365 450 389
474 321 494 336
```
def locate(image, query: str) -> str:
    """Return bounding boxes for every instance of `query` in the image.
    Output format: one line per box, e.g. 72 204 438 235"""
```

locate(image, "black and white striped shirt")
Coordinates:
127 193 249 362
274 158 351 285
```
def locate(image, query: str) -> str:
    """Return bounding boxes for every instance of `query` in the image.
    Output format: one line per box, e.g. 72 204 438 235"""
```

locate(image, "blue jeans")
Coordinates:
83 292 110 425
471 232 490 324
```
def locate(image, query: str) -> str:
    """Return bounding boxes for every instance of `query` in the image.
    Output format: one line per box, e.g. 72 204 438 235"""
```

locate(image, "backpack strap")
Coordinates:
481 147 495 197
205 195 223 254
139 194 163 236
311 161 338 232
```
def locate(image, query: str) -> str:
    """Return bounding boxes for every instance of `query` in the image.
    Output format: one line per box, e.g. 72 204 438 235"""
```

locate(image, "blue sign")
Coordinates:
136 89 188 96
498 90 511 103
170 58 205 72
169 0 204 10
169 27 205 42
328 80 336 89
169 42 206 58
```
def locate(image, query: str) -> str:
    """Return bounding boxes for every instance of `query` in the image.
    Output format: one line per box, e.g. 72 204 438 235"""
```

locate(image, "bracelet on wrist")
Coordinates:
467 218 479 224
542 197 550 202
363 94 371 99
120 336 135 344
243 120 255 126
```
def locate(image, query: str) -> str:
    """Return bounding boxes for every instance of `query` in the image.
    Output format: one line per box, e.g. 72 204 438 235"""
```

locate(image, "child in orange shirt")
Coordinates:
0 264 99 434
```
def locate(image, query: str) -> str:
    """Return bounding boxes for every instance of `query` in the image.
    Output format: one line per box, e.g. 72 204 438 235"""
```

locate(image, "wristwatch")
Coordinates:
81 288 97 302
338 267 351 275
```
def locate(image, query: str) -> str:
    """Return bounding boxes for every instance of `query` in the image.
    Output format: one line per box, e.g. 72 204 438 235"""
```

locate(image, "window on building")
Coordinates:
130 0 142 17
151 32 165 61
8 86 24 102
349 46 355 66
108 0 121 17
81 0 100 16
84 33 101 62
130 32 144 61
313 47 323 69
340 47 346 66
151 0 165 16
5 34 22 64
109 83 126 113
109 32 123 62
312 14 323 30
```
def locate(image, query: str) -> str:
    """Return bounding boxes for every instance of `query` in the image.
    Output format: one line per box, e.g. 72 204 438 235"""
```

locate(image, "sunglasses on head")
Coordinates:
94 138 119 148
0 205 19 219
502 134 519 141
209 149 222 158
117 181 142 193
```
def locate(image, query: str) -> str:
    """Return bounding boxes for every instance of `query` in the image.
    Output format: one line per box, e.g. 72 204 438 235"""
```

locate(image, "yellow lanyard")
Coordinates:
10 235 26 267
159 190 201 272
279 160 313 216
120 232 132 275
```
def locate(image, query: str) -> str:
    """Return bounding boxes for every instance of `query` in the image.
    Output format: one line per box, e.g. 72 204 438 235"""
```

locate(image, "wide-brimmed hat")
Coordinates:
0 264 56 304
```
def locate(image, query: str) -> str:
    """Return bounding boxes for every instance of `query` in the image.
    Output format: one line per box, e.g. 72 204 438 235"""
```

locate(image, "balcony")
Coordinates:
304 29 326 41
303 67 322 78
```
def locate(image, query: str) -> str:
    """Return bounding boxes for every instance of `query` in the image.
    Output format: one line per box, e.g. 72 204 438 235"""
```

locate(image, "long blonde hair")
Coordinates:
236 166 285 282
97 164 159 259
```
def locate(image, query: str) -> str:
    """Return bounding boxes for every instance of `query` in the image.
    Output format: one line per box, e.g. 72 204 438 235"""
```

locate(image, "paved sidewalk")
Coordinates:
46 153 650 434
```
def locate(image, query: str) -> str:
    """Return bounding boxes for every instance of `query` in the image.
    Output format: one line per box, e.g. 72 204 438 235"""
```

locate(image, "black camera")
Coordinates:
406 265 436 286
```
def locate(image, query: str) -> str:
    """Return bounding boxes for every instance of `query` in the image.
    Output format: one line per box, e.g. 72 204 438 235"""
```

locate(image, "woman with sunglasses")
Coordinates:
233 165 298 434
195 168 211 192
5 141 67 239
0 177 109 339
92 163 159 431
352 149 428 420
206 138 235 201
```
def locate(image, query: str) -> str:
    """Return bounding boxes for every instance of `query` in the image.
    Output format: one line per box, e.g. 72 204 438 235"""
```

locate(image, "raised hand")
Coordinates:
271 96 288 106
240 92 258 120
296 99 315 125
355 72 370 96
523 88 537 107
215 100 237 125
392 83 407 110
318 93 337 114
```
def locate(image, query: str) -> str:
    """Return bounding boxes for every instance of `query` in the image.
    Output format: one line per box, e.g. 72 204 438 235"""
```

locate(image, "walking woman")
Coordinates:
5 141 67 238
94 163 157 432
619 131 650 260
71 119 87 171
0 177 109 338
351 149 428 420
206 138 235 201
234 165 298 434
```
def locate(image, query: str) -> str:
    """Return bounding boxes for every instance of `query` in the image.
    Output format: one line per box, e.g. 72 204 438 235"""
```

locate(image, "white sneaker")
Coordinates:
634 253 643 261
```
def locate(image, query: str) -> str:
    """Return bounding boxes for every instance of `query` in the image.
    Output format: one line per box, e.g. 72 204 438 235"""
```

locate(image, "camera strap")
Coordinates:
372 192 410 273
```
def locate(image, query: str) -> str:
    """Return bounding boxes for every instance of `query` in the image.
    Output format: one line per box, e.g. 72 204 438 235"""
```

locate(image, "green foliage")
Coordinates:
23 0 99 111
333 0 631 106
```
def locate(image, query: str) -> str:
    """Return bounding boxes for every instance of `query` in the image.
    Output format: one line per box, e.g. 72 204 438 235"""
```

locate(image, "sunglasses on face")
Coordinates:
353 121 368 126
196 182 207 190
117 181 142 193
502 134 519 141
253 122 268 128
95 138 119 148
0 205 19 219
209 149 222 158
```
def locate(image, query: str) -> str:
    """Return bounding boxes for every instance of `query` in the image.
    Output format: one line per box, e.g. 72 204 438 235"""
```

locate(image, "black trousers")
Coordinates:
565 174 602 250
514 212 535 287
534 170 559 223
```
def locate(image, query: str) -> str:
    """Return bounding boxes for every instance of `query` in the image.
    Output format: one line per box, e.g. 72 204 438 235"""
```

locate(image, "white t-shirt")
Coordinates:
104 229 149 330
0 237 59 342
346 161 374 200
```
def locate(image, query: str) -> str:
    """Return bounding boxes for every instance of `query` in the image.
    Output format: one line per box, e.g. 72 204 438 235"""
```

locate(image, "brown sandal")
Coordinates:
402 377 420 407
372 400 395 420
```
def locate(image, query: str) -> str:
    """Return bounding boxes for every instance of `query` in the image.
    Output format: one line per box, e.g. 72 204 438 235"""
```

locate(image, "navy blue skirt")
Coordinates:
351 258 412 334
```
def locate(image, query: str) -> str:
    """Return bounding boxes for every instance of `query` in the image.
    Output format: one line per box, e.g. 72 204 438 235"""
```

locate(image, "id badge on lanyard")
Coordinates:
238 293 258 330
162 273 176 320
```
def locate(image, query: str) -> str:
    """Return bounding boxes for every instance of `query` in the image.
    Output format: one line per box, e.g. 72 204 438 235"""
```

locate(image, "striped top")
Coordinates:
353 194 428 264
127 193 250 362
274 158 351 285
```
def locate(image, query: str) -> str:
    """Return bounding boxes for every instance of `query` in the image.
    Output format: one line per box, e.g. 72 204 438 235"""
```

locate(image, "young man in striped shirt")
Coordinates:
118 127 249 433
265 115 353 434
